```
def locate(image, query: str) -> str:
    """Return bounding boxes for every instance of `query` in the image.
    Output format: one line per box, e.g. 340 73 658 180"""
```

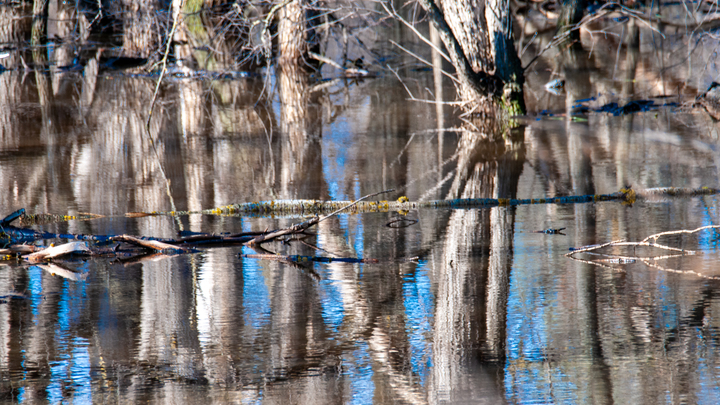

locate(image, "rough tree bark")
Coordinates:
122 0 160 58
278 0 309 65
419 0 525 115
485 0 525 113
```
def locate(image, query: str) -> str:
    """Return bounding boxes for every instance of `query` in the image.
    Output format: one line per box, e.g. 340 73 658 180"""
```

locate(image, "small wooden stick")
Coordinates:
111 235 190 253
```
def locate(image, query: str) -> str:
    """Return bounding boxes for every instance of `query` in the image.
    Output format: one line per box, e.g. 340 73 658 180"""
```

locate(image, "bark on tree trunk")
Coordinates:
418 0 502 112
278 0 308 65
438 0 493 74
556 0 586 48
486 0 525 114
418 0 524 115
122 0 159 58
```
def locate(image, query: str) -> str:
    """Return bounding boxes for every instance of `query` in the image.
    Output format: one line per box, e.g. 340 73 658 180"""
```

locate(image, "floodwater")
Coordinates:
3 8 720 405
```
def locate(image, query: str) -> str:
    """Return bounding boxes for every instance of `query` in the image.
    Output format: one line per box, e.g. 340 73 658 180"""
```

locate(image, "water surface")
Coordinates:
3 15 720 405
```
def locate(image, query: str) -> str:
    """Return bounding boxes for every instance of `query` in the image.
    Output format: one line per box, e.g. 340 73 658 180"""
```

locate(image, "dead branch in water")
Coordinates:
16 186 720 222
24 242 91 263
567 225 720 280
110 235 194 254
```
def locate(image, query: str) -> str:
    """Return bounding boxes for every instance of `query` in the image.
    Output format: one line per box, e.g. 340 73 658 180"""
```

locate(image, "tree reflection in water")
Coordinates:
4 4 720 404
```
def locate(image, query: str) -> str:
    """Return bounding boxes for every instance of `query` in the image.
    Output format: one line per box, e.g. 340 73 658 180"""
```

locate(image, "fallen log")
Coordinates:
12 186 720 224
24 242 91 263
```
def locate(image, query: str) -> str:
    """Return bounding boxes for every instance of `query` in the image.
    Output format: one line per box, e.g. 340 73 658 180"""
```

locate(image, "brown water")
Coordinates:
3 10 720 404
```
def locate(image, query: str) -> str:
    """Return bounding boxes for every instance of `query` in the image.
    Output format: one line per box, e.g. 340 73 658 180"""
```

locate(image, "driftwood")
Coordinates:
567 225 720 280
24 242 91 263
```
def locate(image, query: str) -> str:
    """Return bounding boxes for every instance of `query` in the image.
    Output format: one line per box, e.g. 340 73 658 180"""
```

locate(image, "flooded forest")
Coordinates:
3 0 720 403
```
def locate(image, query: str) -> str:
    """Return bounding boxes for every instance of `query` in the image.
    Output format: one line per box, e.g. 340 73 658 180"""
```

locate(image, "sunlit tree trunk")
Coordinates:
278 0 308 64
420 0 524 115
438 0 493 74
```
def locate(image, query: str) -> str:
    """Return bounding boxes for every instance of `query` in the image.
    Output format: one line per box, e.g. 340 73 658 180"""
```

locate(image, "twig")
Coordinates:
381 1 452 64
524 6 615 70
111 235 191 254
318 189 395 223
388 65 465 105
566 225 720 279
86 0 103 29
146 0 184 131
143 0 184 220
308 51 370 76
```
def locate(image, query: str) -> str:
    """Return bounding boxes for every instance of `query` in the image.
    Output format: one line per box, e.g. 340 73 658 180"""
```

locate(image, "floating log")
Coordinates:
206 190 634 216
10 186 720 225
24 242 91 263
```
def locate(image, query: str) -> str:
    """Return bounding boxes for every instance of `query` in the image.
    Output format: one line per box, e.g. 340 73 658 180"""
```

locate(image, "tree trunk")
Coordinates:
418 0 501 112
438 0 493 75
486 0 525 114
418 0 524 115
556 0 586 48
278 0 308 65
